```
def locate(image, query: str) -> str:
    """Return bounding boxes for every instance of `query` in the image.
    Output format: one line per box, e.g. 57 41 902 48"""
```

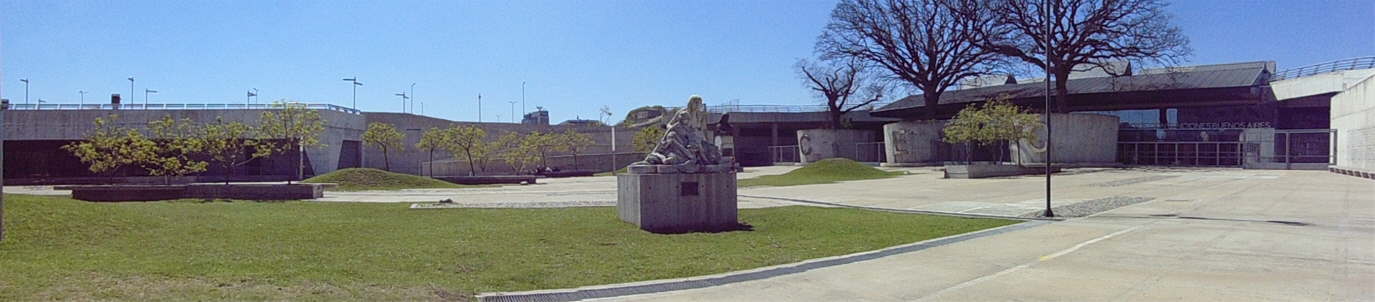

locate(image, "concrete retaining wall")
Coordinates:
945 164 1061 179
423 152 646 176
1011 113 1119 165
56 183 327 201
882 121 947 166
360 112 636 175
1331 73 1375 172
796 129 877 163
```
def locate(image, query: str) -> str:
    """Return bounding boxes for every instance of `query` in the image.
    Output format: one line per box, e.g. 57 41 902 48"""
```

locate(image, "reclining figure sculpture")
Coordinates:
634 95 723 173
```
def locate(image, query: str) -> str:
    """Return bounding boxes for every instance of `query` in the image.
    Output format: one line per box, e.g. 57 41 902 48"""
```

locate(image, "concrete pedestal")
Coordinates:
617 170 738 233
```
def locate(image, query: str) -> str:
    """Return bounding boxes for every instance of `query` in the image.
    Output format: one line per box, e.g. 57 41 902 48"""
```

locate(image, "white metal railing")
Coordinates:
1272 56 1375 81
768 145 800 163
3 103 362 115
707 101 897 114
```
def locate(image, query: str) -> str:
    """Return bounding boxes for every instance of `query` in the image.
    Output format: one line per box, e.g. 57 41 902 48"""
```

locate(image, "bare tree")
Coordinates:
796 58 887 129
817 0 1003 120
976 0 1191 112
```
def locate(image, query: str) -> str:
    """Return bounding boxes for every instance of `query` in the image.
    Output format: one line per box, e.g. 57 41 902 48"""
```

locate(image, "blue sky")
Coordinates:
3 0 1372 124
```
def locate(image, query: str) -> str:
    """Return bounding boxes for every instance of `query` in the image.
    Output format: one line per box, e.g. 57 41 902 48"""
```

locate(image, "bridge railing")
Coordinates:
706 101 897 114
1271 56 1375 81
2 103 362 115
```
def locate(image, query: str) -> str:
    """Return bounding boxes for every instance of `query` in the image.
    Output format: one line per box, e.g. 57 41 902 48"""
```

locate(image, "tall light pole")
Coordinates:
508 100 517 123
19 79 29 105
252 88 259 104
128 78 135 105
521 81 526 119
410 83 416 114
1042 0 1055 218
395 92 408 112
79 90 86 107
478 94 483 122
145 89 157 106
343 78 362 109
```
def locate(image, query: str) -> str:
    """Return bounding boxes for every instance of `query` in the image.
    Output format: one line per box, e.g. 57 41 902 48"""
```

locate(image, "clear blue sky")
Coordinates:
3 0 1372 124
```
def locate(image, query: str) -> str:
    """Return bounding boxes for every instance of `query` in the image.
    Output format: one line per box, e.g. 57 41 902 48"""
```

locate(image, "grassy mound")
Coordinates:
740 158 902 187
303 168 472 191
0 194 1017 301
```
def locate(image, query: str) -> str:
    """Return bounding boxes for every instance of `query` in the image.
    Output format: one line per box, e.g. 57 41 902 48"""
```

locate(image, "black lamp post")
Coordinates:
343 78 362 109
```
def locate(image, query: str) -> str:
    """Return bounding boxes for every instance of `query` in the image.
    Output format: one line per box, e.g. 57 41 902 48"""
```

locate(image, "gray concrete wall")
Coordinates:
1011 113 1119 165
424 152 645 176
1 109 636 178
796 129 877 163
359 112 635 174
2 108 367 176
1330 73 1375 171
883 121 947 166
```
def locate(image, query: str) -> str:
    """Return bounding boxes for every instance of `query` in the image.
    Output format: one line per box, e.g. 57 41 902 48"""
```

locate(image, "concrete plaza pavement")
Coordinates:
589 169 1374 301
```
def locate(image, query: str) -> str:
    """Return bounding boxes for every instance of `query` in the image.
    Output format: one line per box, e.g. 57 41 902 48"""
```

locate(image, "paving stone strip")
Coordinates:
1019 196 1155 218
1085 175 1178 187
410 200 615 209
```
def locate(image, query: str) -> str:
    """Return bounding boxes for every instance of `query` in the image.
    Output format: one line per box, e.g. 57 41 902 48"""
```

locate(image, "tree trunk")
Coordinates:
923 92 941 120
1053 72 1071 113
382 147 391 171
427 149 434 177
465 150 476 176
828 110 843 129
572 153 579 170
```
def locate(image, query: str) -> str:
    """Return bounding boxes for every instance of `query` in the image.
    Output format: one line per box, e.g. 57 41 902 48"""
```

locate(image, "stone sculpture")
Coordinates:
618 95 738 233
633 95 724 173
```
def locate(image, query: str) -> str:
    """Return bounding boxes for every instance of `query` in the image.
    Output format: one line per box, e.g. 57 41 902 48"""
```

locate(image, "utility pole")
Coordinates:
478 94 483 123
343 78 362 109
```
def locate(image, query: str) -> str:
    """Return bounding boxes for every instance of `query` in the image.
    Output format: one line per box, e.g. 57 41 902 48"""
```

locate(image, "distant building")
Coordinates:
559 119 599 126
522 108 549 125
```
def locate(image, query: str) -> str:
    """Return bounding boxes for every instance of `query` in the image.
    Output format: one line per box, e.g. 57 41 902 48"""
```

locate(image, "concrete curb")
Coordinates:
476 220 1050 302
740 194 1065 222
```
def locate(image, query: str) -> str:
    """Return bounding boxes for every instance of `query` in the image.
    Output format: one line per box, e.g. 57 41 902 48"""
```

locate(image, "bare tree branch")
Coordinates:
979 0 1192 112
817 0 1003 120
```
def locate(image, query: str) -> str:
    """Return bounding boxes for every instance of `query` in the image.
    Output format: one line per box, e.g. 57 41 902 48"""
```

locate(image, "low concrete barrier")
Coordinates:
55 183 330 202
944 165 1061 179
435 176 536 185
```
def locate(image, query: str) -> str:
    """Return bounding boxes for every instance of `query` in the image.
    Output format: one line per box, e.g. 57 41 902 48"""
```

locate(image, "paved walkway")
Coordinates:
578 169 1375 301
8 167 1373 301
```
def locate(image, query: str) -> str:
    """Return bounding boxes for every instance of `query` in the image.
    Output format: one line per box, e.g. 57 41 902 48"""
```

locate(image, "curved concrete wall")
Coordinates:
1011 113 1120 165
796 129 876 163
1330 73 1375 171
882 121 948 166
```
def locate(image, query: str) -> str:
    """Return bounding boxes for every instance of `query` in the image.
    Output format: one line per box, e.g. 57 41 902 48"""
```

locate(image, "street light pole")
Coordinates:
145 89 157 106
79 90 86 107
1042 0 1055 218
410 83 416 114
521 81 526 120
19 79 29 105
343 78 362 109
253 88 259 104
508 100 517 123
128 78 134 105
395 92 408 112
478 94 482 123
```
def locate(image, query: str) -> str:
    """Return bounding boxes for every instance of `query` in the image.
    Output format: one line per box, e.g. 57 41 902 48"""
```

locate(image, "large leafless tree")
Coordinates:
796 58 887 129
976 0 1191 113
817 0 1003 120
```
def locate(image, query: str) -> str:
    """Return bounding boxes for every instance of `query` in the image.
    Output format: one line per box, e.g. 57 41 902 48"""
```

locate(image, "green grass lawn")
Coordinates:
0 194 1016 301
303 168 485 191
740 158 904 187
